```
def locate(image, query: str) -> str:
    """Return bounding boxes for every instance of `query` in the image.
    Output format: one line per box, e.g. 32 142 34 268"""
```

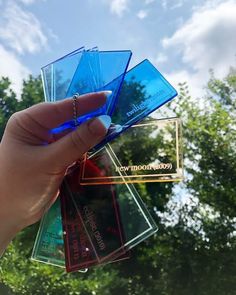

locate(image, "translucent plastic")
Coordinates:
60 164 157 272
41 47 85 102
31 197 127 272
93 59 178 151
31 166 156 273
34 49 177 273
41 48 132 133
81 118 183 184
31 198 65 268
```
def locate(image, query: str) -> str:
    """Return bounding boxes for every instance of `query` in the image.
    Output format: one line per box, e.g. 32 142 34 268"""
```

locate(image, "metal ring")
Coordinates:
72 93 79 126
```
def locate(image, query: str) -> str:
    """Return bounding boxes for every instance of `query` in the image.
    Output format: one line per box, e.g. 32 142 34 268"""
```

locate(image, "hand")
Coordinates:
0 91 111 256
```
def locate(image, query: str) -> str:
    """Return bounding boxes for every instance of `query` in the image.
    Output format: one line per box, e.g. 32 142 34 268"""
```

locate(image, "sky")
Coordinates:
0 0 236 97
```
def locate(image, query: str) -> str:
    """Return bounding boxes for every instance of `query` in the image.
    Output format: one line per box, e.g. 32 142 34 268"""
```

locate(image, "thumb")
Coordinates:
47 115 111 168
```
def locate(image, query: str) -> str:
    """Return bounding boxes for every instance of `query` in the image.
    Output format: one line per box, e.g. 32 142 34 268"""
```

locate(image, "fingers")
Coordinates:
46 115 111 168
23 91 112 130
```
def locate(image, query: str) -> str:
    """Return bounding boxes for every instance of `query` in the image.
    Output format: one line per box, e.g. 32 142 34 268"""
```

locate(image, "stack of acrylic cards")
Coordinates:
32 47 182 273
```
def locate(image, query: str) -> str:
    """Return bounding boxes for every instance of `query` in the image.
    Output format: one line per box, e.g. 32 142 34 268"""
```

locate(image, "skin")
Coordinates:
0 91 110 257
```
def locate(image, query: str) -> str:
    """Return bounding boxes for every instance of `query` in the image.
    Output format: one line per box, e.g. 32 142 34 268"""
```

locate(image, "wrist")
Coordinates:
0 147 20 256
0 221 18 258
0 191 22 257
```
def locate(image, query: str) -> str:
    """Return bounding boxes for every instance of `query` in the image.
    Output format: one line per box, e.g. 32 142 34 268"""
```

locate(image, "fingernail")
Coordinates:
102 90 112 97
97 115 111 129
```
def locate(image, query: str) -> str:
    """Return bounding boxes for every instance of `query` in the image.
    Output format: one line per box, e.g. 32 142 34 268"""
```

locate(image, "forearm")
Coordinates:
0 224 14 257
0 155 20 257
0 213 17 258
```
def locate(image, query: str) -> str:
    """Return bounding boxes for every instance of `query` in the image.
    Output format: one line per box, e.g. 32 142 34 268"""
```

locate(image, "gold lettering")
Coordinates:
115 163 173 172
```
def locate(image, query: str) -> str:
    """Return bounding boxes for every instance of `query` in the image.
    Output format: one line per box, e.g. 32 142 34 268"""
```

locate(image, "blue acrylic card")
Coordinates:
93 59 178 151
41 48 132 132
41 48 177 149
41 47 85 102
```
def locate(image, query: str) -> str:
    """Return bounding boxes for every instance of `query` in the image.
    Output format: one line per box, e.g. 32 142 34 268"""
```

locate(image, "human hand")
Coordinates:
0 91 111 256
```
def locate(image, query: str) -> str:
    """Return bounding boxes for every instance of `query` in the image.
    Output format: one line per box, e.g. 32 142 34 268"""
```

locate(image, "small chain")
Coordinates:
73 93 79 126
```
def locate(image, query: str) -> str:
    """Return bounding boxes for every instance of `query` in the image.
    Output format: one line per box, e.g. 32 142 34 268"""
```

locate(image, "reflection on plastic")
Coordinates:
31 198 65 268
81 118 183 184
41 48 132 133
61 164 157 272
60 172 130 272
93 59 178 151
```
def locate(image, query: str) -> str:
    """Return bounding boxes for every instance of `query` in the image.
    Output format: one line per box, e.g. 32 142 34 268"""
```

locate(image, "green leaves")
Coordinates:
0 77 18 138
0 71 236 295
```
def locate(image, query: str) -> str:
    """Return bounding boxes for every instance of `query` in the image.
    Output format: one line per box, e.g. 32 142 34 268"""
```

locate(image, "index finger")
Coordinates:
24 91 111 130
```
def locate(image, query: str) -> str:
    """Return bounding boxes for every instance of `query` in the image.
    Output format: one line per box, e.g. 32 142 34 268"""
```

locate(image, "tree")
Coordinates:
0 71 236 295
0 78 18 139
133 69 236 295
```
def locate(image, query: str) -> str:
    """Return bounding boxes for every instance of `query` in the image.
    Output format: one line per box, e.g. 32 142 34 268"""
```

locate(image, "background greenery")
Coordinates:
0 70 235 294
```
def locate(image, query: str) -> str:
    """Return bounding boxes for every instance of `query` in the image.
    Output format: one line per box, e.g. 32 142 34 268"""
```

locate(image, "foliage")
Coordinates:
0 71 236 295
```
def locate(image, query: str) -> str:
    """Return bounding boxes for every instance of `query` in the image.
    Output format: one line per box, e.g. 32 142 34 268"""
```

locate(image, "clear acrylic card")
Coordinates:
60 164 157 272
81 118 183 184
31 198 65 268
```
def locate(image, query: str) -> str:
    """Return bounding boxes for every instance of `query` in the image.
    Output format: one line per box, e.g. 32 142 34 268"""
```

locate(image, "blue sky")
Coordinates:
0 0 236 97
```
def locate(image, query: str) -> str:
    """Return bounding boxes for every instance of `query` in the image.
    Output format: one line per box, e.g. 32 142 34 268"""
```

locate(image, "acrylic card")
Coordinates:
92 59 178 151
41 47 132 133
31 198 65 268
61 163 157 272
31 182 129 272
41 47 85 102
31 197 86 272
60 176 129 272
81 117 183 184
